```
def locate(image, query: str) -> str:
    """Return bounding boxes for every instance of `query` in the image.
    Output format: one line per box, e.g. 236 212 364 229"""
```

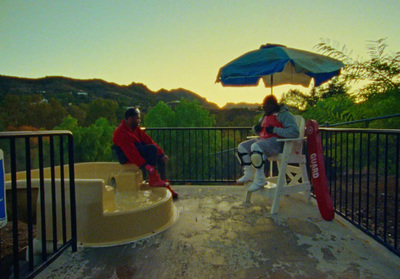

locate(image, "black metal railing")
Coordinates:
147 127 253 184
1 124 398 279
147 126 400 257
0 131 77 279
320 127 400 257
321 113 400 128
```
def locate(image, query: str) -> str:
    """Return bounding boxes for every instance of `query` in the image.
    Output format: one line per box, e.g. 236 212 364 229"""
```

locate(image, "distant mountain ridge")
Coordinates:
0 75 220 110
222 102 261 109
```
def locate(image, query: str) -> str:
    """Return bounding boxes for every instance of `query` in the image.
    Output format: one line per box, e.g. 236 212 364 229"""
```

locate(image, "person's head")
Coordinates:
262 95 280 115
124 107 141 129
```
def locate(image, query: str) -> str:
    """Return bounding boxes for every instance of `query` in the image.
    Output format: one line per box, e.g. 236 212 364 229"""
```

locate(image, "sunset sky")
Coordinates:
1 0 399 107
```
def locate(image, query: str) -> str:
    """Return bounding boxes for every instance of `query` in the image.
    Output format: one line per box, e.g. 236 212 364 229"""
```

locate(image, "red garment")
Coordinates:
259 114 284 139
112 120 164 167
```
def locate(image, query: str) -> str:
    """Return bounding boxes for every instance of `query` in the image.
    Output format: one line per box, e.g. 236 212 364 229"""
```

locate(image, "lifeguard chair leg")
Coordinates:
270 145 291 214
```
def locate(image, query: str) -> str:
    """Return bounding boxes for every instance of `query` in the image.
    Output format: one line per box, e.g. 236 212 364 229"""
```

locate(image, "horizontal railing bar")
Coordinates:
146 127 251 131
0 130 73 137
320 127 400 134
321 113 400 127
146 126 400 134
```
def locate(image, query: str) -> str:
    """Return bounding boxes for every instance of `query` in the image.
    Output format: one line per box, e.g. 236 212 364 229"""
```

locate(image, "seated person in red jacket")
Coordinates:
112 107 178 198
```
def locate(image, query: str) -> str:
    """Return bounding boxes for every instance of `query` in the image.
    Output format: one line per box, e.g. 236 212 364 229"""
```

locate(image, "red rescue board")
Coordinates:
306 120 335 221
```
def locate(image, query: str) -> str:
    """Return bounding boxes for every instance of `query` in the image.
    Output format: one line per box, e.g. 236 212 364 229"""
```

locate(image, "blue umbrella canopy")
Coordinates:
216 44 344 90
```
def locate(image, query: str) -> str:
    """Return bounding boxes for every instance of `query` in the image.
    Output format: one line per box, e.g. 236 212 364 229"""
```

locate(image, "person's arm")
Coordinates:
274 112 300 138
114 131 147 167
252 115 264 136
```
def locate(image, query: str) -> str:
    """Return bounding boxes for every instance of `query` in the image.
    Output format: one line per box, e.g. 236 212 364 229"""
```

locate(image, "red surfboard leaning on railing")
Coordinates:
306 120 335 221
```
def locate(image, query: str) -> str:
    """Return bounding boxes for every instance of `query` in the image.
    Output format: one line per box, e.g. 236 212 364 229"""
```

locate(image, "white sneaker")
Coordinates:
247 171 267 192
237 166 255 184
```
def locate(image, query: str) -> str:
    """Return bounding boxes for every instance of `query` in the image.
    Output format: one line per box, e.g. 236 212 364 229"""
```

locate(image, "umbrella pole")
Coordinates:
271 75 273 95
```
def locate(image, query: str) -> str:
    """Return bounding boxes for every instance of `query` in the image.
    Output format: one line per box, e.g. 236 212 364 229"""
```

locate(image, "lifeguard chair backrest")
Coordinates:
290 115 306 154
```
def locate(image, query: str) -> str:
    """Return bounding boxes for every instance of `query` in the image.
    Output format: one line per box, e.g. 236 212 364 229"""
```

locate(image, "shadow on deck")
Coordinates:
38 185 400 279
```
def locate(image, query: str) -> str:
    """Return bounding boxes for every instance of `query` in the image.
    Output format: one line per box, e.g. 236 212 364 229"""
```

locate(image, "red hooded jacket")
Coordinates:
112 120 164 167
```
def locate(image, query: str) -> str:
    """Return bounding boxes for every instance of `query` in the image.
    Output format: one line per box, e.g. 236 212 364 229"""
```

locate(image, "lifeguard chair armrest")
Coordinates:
275 137 307 142
246 136 306 142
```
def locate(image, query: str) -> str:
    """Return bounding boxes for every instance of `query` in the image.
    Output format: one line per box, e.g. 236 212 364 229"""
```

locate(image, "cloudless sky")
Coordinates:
1 0 399 107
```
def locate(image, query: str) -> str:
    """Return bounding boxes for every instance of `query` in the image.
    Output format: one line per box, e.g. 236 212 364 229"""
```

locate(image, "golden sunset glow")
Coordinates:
1 0 399 107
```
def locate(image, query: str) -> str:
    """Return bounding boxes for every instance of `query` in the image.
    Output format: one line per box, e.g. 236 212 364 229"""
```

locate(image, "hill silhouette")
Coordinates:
0 75 220 111
0 75 266 127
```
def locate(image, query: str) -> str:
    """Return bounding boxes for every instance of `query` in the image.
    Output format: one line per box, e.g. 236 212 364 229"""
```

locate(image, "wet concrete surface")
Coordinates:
37 186 400 279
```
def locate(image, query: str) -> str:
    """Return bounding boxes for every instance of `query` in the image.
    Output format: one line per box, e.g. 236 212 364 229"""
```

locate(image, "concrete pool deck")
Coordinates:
38 185 400 279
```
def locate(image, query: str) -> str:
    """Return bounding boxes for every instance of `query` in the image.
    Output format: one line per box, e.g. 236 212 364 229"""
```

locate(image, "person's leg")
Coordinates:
247 142 268 192
156 155 167 180
137 145 167 187
256 137 284 158
137 144 158 166
155 155 178 198
138 145 178 198
236 139 256 184
247 138 284 192
138 145 168 179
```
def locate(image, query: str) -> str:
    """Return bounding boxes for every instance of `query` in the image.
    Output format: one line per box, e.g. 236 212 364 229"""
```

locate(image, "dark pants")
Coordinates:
137 144 166 180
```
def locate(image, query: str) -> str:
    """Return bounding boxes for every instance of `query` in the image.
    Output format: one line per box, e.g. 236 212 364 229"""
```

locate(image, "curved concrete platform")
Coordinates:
5 162 178 248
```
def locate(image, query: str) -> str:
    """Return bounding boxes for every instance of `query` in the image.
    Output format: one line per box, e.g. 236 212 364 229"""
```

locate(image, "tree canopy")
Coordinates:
279 38 400 128
144 98 215 127
316 38 400 98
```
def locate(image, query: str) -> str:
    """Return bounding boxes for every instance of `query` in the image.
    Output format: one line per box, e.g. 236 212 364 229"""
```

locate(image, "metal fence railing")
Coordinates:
0 131 77 279
147 126 400 257
320 127 400 257
1 125 398 279
147 127 253 184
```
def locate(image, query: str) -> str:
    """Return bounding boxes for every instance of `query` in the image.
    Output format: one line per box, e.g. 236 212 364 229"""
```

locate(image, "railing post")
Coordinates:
10 138 19 279
68 134 77 252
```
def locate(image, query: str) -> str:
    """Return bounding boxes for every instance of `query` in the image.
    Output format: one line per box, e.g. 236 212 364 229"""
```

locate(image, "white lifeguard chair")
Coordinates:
245 115 311 214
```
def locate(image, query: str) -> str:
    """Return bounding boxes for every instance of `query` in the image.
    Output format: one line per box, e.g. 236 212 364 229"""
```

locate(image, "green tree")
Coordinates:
301 94 356 126
66 104 87 126
144 98 215 127
355 88 400 129
55 116 115 162
281 78 349 111
27 97 67 129
0 94 25 129
280 89 311 110
76 118 115 162
0 94 67 130
300 38 400 128
143 101 175 127
316 38 400 98
144 99 216 180
212 107 261 127
84 98 119 126
174 99 215 127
